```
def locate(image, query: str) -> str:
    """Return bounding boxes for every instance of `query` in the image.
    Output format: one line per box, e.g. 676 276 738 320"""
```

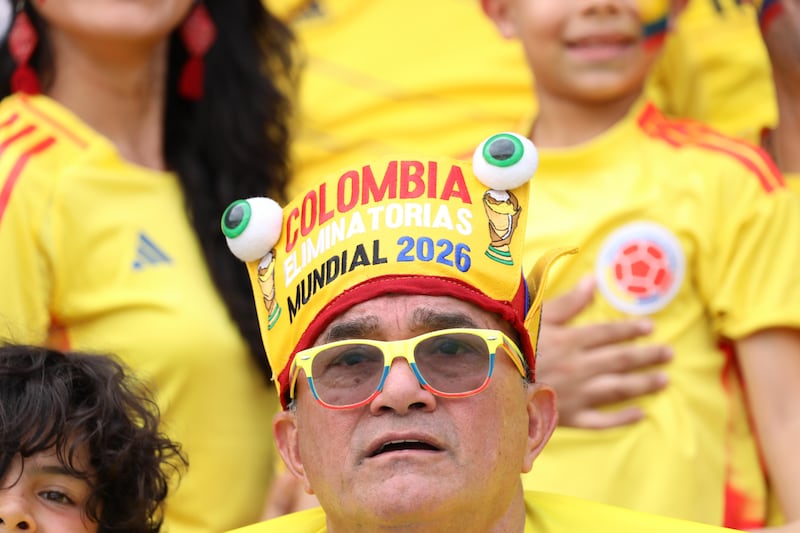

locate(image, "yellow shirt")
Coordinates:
269 0 534 197
0 94 277 533
521 100 800 528
268 0 775 194
227 490 736 532
646 0 776 143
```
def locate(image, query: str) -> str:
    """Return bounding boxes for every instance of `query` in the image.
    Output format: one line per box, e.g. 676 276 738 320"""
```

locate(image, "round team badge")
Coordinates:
595 221 685 315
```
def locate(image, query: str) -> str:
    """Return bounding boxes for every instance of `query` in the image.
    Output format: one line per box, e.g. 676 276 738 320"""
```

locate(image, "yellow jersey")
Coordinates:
0 94 278 533
227 490 736 532
521 100 800 528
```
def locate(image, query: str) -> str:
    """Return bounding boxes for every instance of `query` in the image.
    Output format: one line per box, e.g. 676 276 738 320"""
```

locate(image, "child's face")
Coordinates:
0 448 97 533
484 0 664 104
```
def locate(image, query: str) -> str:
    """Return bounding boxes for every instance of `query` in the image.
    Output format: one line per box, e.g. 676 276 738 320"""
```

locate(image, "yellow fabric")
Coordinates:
227 490 735 532
231 147 563 405
786 173 800 197
649 0 776 144
267 0 535 199
520 100 800 528
0 94 277 533
266 0 774 198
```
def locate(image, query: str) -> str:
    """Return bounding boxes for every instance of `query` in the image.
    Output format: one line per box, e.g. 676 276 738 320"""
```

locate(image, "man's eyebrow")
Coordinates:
410 309 479 331
325 316 381 342
323 309 481 342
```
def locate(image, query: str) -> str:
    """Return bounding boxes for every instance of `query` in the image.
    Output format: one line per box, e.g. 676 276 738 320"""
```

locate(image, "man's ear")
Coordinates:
521 383 558 473
481 0 519 39
274 409 315 494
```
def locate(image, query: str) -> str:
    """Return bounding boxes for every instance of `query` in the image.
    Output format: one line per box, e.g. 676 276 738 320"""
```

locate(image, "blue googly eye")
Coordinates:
221 197 284 262
473 132 539 190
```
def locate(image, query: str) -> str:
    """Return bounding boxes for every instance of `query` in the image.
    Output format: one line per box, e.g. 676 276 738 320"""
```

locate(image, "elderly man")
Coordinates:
222 133 733 532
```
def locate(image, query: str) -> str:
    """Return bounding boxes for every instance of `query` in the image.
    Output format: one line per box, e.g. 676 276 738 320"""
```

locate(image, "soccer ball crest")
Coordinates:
595 222 685 315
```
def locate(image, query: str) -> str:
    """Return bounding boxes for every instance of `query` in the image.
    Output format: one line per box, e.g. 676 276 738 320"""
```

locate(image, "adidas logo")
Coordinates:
132 232 171 270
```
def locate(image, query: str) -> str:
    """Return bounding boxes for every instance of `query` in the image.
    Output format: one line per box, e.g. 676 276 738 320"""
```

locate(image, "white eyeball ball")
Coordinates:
473 132 539 190
221 197 283 262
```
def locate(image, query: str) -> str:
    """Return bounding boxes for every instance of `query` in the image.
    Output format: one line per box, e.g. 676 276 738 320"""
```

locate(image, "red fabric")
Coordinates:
275 274 532 408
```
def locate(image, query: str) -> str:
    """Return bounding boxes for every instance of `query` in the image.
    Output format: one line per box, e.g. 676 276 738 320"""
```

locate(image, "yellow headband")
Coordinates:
223 133 574 407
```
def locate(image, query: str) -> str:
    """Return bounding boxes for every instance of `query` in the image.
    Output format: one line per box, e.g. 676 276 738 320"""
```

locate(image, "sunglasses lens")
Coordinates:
310 344 385 407
414 332 491 394
306 331 495 407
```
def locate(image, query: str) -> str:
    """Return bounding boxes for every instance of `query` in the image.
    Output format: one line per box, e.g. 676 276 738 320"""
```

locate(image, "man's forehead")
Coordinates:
315 295 508 343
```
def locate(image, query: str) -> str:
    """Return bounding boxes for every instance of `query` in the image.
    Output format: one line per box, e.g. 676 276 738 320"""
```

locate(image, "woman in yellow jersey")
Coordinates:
0 1 294 532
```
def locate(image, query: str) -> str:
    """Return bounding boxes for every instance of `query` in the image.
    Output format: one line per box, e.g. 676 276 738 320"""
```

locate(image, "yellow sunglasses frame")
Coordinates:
289 328 527 410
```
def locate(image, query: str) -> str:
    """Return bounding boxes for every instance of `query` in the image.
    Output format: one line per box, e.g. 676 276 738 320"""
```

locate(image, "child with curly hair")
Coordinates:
0 344 187 532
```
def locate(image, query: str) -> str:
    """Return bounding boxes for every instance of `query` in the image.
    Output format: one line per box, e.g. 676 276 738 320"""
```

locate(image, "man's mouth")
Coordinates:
367 439 441 458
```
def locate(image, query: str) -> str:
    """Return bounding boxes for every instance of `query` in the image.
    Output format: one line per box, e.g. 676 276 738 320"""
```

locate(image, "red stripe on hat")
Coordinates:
276 274 532 408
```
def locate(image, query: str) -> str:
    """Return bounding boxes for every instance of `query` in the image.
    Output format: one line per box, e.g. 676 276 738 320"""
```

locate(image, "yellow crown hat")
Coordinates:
223 133 574 407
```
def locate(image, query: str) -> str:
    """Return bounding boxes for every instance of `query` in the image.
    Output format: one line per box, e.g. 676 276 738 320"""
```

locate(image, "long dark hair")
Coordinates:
0 1 295 380
0 344 187 533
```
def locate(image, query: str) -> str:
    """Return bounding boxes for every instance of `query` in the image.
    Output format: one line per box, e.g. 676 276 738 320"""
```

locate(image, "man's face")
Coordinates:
274 294 557 531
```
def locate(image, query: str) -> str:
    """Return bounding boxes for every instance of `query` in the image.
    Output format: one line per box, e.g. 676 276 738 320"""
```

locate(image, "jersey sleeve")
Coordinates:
699 156 800 339
0 147 56 344
785 173 800 197
646 0 776 144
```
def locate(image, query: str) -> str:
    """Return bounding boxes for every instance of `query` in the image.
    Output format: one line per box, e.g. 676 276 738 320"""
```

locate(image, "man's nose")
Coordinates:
369 357 437 415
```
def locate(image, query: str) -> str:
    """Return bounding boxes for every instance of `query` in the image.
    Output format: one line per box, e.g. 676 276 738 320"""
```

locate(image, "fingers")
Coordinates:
581 343 673 376
538 316 655 356
556 372 669 429
580 370 669 409
541 275 595 325
573 319 655 350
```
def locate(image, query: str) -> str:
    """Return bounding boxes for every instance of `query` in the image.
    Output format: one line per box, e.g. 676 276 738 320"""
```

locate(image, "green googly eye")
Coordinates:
222 197 284 262
482 133 525 168
473 132 539 190
222 199 252 239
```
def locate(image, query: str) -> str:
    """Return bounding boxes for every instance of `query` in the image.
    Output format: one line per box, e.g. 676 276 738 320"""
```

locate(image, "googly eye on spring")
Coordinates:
221 197 283 262
473 132 539 190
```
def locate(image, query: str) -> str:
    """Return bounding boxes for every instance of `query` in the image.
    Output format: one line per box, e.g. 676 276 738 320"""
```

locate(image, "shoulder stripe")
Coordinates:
0 124 37 151
0 137 56 226
19 94 88 150
0 113 19 129
638 103 783 193
694 140 781 193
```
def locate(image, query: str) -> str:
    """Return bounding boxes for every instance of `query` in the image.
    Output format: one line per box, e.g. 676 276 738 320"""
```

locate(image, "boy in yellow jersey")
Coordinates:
482 0 800 529
221 133 735 533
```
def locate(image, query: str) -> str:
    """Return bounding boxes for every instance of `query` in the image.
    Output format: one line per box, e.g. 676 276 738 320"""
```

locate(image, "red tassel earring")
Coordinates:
9 1 41 95
178 2 217 101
